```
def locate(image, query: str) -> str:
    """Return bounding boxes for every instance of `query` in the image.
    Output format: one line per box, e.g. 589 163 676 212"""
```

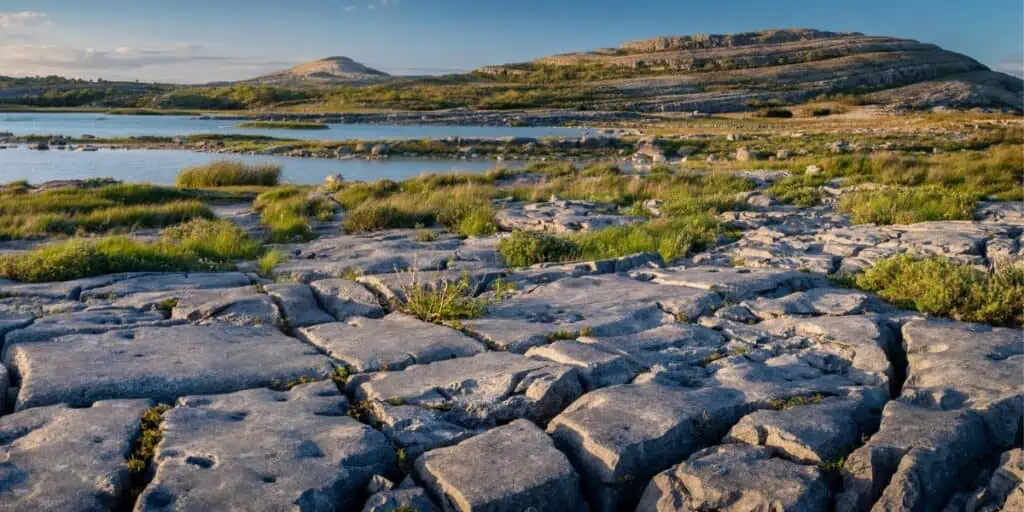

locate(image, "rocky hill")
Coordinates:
248 56 390 85
481 28 1023 112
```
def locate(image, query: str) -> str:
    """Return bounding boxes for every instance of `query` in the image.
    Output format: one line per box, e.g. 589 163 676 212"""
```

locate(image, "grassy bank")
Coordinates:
176 161 282 188
0 219 260 282
254 187 336 242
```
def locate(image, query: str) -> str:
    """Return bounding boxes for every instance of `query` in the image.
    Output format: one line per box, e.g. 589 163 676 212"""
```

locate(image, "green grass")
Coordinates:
498 230 580 267
398 273 490 323
258 250 287 277
254 187 335 242
854 255 1023 327
340 183 498 237
838 186 977 225
236 120 329 130
176 161 282 188
0 219 259 282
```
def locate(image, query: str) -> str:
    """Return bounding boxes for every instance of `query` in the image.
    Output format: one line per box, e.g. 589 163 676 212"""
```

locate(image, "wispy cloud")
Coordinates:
994 53 1024 78
0 11 49 29
348 0 398 12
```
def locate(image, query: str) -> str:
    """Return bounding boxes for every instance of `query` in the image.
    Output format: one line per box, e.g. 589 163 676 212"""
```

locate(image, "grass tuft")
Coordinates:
838 186 977 225
176 161 282 188
398 271 490 323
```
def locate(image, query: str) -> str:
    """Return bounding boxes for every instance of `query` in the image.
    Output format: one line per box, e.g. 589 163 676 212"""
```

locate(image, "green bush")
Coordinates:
498 231 579 267
176 161 282 188
838 186 977 225
855 255 1023 327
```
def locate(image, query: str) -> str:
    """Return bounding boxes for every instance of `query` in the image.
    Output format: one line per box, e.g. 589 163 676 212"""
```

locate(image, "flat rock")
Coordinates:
6 324 333 410
526 339 643 389
0 399 151 511
3 306 176 350
0 272 148 300
462 274 720 353
136 381 395 512
648 267 822 301
636 444 830 512
495 199 640 234
416 419 587 512
744 287 874 319
547 384 759 512
264 283 335 327
310 279 385 321
362 487 439 512
299 313 485 372
81 272 251 300
170 286 280 326
724 391 886 464
0 311 34 340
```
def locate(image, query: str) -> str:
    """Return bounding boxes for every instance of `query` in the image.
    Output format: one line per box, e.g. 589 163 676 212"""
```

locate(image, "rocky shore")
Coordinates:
0 168 1019 511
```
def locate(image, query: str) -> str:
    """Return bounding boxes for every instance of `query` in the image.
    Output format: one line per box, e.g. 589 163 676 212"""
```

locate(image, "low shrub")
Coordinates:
176 161 282 188
398 273 490 323
254 187 335 242
498 230 579 267
757 108 794 118
854 255 1023 327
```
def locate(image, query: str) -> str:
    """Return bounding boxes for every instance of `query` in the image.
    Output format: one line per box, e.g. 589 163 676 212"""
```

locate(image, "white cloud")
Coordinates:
0 11 49 29
994 54 1024 78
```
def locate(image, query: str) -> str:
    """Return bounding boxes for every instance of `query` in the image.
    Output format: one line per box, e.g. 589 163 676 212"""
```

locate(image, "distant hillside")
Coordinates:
246 57 390 85
479 28 1024 112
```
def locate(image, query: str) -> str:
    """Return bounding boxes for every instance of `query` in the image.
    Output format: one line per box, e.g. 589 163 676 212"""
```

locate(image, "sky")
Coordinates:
0 0 1021 83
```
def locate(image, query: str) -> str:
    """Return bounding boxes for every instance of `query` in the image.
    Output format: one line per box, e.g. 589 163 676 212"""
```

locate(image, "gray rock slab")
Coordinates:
547 384 759 512
264 282 336 327
351 351 582 426
580 322 725 371
495 199 640 234
310 279 385 321
3 306 176 352
636 444 830 512
0 272 148 300
648 267 823 302
299 313 485 372
363 400 477 458
526 339 643 389
462 274 720 353
0 311 33 340
744 287 873 319
724 391 886 464
136 381 395 512
170 286 280 327
357 268 504 302
415 419 587 512
6 324 333 410
81 272 251 300
0 399 151 511
362 487 439 512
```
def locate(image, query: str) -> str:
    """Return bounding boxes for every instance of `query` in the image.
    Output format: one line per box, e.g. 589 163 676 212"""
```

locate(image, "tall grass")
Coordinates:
838 186 977 225
254 187 335 242
176 161 282 188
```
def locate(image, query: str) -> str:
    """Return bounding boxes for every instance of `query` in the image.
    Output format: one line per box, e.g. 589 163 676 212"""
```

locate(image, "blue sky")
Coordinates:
0 0 1021 82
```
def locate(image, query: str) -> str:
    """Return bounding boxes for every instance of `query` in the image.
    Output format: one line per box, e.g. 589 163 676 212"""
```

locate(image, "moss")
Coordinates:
127 404 171 498
770 393 825 410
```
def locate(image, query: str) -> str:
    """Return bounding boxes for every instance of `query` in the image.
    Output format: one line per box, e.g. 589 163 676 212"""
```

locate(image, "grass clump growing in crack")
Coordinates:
176 161 281 187
770 393 825 410
853 255 1023 327
398 271 490 323
128 404 171 479
258 249 288 277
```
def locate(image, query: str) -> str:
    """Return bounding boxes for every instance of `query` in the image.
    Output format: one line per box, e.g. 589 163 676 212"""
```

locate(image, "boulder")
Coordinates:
416 419 587 512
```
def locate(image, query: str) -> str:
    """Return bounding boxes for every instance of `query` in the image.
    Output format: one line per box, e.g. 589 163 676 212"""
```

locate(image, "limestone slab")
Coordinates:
310 279 385 321
265 282 336 327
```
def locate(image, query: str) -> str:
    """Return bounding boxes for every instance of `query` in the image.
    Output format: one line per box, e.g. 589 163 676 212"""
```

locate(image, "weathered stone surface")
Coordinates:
495 199 641 234
0 310 34 340
310 279 385 321
744 288 874 319
416 419 587 512
724 391 886 464
0 399 151 511
0 272 149 301
526 339 642 389
462 274 720 353
265 282 335 327
357 268 504 302
636 444 830 512
81 272 252 300
547 384 758 512
648 267 822 301
351 351 582 426
168 286 280 326
136 381 395 512
838 320 1023 512
3 306 176 349
299 313 485 372
6 324 333 410
362 487 439 512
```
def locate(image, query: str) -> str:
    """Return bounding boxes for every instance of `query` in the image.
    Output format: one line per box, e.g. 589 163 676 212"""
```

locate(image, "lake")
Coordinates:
0 146 520 185
0 113 589 141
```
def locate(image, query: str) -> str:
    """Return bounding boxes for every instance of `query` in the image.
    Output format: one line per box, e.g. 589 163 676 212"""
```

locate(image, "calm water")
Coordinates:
0 146 519 185
0 113 588 141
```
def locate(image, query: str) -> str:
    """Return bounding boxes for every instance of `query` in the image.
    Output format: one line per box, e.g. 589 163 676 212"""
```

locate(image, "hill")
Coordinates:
479 28 1023 112
246 56 390 85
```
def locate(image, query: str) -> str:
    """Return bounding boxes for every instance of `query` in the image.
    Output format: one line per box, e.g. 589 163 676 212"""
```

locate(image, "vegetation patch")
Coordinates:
398 273 491 324
127 404 171 500
254 187 335 242
838 186 976 225
236 120 329 130
498 230 579 267
0 219 258 282
176 161 282 188
854 255 1023 327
